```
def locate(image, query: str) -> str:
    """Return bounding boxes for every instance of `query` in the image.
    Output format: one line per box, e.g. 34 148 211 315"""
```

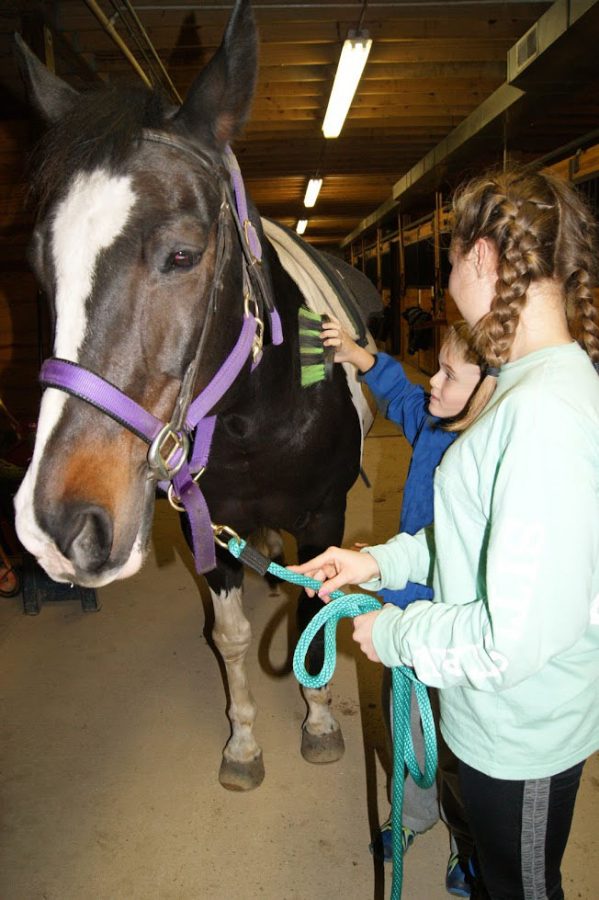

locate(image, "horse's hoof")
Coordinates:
218 752 265 791
301 726 345 764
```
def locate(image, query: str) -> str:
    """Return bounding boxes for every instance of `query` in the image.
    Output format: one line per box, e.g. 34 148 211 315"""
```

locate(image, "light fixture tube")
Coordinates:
296 219 308 235
304 177 323 208
322 31 372 139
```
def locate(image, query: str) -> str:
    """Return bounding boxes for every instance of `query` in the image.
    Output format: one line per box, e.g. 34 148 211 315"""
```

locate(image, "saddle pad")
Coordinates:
261 217 377 454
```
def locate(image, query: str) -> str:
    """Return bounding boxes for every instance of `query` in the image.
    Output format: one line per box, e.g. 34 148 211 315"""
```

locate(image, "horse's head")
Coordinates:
14 0 259 587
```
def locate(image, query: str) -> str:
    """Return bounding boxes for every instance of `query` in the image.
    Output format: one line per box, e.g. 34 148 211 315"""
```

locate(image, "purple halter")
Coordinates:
39 135 283 574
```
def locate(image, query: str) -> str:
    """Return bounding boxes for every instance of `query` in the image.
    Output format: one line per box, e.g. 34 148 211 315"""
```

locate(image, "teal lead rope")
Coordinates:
226 536 438 900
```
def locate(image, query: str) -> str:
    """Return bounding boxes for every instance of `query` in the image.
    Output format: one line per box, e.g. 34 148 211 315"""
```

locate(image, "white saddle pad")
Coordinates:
262 217 377 456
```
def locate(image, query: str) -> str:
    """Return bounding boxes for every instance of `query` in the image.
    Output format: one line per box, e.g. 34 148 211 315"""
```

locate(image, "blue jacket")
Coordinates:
361 352 456 608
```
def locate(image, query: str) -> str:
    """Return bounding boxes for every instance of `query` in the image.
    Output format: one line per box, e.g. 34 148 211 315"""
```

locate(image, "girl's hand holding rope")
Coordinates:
289 545 380 598
289 547 384 662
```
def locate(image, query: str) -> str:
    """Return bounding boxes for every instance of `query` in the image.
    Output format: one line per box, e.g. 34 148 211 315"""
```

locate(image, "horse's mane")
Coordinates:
30 84 169 214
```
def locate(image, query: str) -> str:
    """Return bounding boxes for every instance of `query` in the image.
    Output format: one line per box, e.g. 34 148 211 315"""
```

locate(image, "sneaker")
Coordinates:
369 817 417 862
446 852 471 897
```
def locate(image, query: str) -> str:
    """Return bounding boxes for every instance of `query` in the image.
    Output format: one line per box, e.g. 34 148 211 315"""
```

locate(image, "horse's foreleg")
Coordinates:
209 583 265 791
301 681 345 763
296 540 345 764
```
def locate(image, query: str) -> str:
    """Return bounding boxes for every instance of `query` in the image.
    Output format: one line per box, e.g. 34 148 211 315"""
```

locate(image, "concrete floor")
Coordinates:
1 363 597 900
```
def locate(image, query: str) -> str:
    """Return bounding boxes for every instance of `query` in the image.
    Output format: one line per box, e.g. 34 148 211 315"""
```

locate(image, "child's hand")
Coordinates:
321 317 375 372
353 611 382 662
289 546 380 598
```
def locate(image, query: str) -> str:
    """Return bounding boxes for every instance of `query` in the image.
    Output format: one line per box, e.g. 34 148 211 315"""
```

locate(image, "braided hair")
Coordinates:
449 168 599 428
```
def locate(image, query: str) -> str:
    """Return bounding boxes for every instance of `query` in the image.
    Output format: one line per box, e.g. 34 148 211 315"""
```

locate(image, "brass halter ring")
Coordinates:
212 523 241 548
166 467 206 512
165 486 240 548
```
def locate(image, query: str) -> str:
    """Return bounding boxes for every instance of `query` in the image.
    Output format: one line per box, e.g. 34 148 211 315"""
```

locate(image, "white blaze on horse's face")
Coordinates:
53 169 135 357
15 168 139 585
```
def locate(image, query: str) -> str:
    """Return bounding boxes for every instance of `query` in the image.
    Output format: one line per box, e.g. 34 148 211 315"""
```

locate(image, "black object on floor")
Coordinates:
21 554 100 615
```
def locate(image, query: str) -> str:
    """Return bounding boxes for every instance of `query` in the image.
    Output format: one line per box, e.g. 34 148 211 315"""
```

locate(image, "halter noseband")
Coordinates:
39 132 283 574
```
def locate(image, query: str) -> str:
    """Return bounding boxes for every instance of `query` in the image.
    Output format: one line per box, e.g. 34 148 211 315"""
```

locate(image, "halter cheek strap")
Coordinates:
39 138 283 575
224 147 283 348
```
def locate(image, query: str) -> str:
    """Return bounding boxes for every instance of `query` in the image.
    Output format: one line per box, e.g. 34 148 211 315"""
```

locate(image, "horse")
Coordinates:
13 0 379 791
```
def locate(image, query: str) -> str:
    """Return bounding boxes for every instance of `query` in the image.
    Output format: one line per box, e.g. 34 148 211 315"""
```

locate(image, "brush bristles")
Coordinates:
298 307 322 325
298 306 328 388
301 363 326 387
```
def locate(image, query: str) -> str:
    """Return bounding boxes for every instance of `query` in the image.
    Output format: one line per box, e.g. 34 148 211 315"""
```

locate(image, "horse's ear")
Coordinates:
14 32 79 124
172 0 257 148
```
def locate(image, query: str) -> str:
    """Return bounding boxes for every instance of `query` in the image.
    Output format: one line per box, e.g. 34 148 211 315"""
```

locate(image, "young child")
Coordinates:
299 168 599 900
321 315 483 897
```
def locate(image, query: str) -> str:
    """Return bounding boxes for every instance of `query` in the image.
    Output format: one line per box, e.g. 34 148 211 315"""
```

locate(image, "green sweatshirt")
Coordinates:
362 343 599 779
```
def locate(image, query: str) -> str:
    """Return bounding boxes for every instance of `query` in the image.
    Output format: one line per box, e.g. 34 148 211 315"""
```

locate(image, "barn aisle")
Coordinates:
1 364 597 900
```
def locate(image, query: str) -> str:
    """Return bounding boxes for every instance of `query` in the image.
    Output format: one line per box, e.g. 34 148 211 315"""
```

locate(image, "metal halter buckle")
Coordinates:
243 219 261 265
251 316 264 361
212 523 241 548
243 290 264 361
147 424 190 481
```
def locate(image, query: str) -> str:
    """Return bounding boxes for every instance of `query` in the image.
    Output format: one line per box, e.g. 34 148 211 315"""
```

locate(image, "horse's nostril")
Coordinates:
58 503 114 572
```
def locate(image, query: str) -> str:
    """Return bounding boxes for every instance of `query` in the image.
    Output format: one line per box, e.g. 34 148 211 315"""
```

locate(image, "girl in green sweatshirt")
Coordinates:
293 168 599 900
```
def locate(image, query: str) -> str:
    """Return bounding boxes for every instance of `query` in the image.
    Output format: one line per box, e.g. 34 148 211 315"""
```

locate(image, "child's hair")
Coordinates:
449 167 599 428
442 319 481 367
439 320 489 432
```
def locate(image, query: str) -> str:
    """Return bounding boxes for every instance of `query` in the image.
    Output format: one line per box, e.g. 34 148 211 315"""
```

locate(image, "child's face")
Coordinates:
429 346 481 419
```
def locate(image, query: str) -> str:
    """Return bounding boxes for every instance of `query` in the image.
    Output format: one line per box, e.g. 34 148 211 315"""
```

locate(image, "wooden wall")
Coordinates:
349 142 599 376
0 118 43 425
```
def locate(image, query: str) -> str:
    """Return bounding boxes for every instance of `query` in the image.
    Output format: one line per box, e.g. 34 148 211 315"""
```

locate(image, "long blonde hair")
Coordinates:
448 167 599 429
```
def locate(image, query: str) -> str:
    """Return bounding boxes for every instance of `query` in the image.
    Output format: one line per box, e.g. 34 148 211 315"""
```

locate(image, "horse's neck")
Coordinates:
216 245 303 420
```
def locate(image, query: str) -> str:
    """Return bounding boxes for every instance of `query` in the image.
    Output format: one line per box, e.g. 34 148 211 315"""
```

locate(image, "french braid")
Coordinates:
449 168 599 428
549 176 599 366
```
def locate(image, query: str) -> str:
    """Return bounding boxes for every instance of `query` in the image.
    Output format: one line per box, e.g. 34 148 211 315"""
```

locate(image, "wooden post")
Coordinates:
433 192 442 317
397 212 406 358
397 212 406 302
43 25 55 73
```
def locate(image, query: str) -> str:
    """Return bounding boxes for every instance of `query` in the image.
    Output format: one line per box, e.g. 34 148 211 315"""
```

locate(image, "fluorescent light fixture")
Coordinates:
296 219 308 235
322 30 372 139
304 177 323 208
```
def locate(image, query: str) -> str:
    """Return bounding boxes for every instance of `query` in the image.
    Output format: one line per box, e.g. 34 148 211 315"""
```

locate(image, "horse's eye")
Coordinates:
164 249 199 271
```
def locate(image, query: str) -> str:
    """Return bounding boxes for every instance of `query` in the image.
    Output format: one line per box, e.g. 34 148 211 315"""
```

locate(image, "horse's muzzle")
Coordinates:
50 500 114 573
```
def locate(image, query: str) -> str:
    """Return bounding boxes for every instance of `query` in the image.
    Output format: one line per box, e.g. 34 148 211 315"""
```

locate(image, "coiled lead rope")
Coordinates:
226 536 437 900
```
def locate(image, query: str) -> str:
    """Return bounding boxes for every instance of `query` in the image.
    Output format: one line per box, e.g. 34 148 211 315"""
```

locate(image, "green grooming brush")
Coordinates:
298 307 335 387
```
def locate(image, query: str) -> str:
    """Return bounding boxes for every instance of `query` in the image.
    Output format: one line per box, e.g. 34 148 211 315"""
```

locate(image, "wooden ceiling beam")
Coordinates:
244 113 472 132
255 61 507 82
83 39 512 68
57 2 548 32
125 15 549 45
79 59 507 89
255 78 502 97
251 100 478 117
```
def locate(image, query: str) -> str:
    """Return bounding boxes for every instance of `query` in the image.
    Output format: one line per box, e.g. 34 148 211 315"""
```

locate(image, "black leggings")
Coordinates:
458 758 584 900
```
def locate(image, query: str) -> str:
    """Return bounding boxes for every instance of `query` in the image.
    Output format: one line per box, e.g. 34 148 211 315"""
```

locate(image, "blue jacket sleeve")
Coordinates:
361 353 428 445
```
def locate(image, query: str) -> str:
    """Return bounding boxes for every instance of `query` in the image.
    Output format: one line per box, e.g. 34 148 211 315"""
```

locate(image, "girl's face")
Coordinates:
429 346 481 419
448 240 495 327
